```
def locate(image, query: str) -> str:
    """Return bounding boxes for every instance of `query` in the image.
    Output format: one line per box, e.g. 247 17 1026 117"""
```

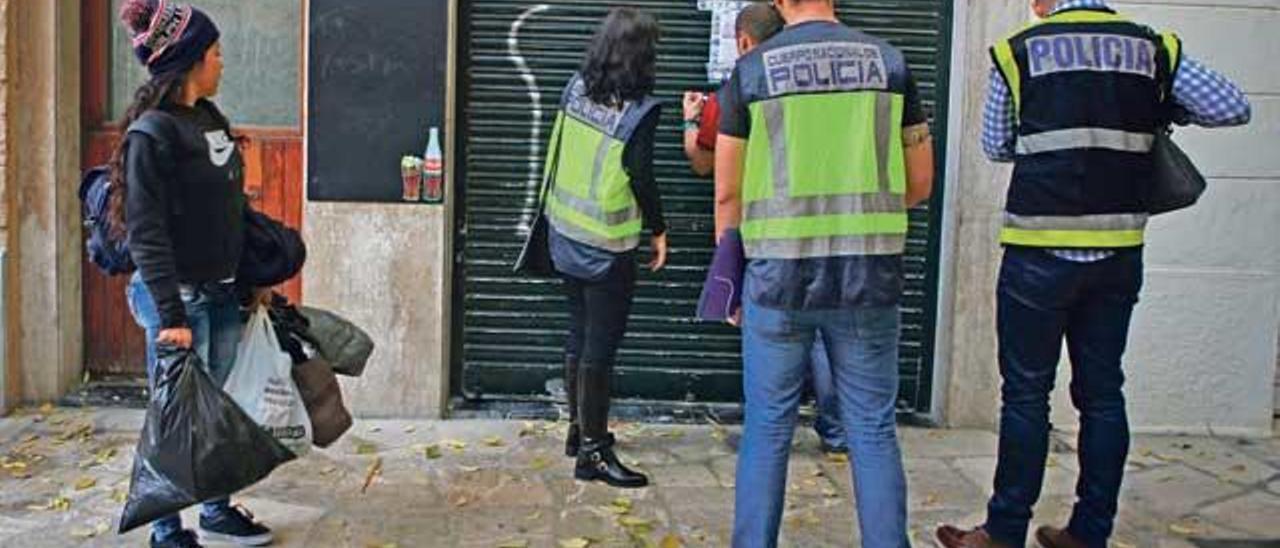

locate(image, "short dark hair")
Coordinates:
735 3 784 43
580 8 660 107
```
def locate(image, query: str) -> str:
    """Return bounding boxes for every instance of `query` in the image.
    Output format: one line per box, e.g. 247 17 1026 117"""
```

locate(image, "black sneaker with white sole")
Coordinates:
198 505 274 546
151 529 203 548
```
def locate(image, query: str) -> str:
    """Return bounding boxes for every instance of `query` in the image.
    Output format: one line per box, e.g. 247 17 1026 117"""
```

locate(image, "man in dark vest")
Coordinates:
936 1 1251 547
716 0 934 545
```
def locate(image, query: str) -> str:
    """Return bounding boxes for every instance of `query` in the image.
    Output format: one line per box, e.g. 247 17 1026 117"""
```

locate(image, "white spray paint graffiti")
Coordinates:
509 4 551 232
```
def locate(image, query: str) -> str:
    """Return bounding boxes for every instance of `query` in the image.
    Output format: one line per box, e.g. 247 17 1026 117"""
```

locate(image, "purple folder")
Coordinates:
697 229 744 321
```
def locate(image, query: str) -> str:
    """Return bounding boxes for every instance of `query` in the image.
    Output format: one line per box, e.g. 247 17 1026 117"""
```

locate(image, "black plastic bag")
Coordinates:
119 349 296 533
267 293 312 364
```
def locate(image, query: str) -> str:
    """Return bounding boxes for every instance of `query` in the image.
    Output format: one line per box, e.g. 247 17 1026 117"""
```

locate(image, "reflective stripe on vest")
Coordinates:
544 108 643 253
999 212 1148 248
1015 127 1155 155
741 90 908 259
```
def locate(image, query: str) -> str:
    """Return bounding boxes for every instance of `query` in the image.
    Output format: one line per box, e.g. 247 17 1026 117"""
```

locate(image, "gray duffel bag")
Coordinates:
299 306 374 377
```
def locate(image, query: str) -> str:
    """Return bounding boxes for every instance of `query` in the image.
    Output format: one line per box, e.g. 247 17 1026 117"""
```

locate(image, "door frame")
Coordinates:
78 0 308 378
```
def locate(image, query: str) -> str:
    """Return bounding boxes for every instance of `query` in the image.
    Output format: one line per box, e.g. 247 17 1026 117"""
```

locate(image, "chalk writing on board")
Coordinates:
308 0 448 203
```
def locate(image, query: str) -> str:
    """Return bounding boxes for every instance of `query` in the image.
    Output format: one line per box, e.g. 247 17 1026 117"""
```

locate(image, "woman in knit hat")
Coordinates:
111 1 273 546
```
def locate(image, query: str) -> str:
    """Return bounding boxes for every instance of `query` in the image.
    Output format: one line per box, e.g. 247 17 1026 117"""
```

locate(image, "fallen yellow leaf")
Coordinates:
424 444 443 460
110 489 128 503
361 457 383 494
1169 521 1203 536
483 436 505 447
558 538 591 548
96 447 118 464
33 496 71 512
444 440 468 451
659 534 682 548
74 477 97 491
496 540 529 548
57 424 93 442
529 456 551 471
619 516 651 528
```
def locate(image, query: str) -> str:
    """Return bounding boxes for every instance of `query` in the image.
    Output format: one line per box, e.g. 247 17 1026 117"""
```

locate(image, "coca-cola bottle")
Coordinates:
422 127 444 204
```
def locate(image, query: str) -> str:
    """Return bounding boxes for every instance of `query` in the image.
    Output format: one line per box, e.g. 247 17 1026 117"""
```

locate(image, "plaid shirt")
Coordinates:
983 0 1252 262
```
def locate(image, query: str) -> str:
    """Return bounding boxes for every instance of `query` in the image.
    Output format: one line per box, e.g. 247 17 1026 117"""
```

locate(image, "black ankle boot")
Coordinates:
564 357 579 457
574 437 649 488
565 424 580 458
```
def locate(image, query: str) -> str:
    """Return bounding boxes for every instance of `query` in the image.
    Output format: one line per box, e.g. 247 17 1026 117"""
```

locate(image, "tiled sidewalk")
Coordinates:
1 408 1277 547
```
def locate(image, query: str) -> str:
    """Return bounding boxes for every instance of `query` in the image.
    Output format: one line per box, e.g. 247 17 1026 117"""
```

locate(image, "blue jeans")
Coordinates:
985 248 1142 548
808 334 846 449
732 287 908 547
126 273 244 540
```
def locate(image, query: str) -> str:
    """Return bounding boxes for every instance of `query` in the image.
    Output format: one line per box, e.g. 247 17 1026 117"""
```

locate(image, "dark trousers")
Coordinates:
561 258 636 439
985 247 1143 548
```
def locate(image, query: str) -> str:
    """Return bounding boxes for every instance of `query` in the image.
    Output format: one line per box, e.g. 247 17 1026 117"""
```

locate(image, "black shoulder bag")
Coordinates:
513 124 564 276
1146 63 1207 215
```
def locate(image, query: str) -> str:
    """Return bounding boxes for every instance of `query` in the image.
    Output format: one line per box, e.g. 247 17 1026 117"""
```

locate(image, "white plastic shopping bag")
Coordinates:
224 306 313 456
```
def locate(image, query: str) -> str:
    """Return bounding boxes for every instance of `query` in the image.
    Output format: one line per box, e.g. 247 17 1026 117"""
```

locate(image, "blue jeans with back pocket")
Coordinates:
984 248 1143 547
732 274 909 548
125 272 243 541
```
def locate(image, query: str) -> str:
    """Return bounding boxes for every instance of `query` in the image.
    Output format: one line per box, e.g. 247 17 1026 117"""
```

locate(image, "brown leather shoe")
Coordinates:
1034 526 1088 548
934 525 1012 548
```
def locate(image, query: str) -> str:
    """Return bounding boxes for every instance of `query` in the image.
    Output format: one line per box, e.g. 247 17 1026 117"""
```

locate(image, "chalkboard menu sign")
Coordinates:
307 0 448 203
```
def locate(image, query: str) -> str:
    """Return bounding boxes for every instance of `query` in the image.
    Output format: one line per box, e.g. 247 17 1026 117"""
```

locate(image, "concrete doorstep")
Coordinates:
0 407 1278 547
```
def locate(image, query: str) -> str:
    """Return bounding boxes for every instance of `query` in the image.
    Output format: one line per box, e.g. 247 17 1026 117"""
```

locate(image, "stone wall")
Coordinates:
0 0 9 412
301 1 458 418
301 203 453 418
2 0 82 410
934 0 1026 429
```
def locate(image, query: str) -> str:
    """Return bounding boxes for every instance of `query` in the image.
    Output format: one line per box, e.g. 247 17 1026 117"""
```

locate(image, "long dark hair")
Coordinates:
106 73 184 237
580 8 660 108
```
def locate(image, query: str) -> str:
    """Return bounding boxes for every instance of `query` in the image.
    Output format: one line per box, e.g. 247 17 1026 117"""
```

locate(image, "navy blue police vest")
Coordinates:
992 7 1179 248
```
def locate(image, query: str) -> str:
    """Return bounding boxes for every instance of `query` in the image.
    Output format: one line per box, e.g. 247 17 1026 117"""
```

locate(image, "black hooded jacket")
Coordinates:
124 99 246 328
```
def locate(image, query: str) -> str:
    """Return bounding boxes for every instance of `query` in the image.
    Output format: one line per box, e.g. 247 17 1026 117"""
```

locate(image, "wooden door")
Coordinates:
81 0 305 377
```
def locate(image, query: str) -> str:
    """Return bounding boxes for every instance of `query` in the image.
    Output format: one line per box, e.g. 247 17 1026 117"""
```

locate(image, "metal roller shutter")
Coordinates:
456 0 950 413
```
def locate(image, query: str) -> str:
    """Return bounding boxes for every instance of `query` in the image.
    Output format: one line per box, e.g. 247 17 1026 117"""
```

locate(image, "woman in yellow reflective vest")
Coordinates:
544 7 669 489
